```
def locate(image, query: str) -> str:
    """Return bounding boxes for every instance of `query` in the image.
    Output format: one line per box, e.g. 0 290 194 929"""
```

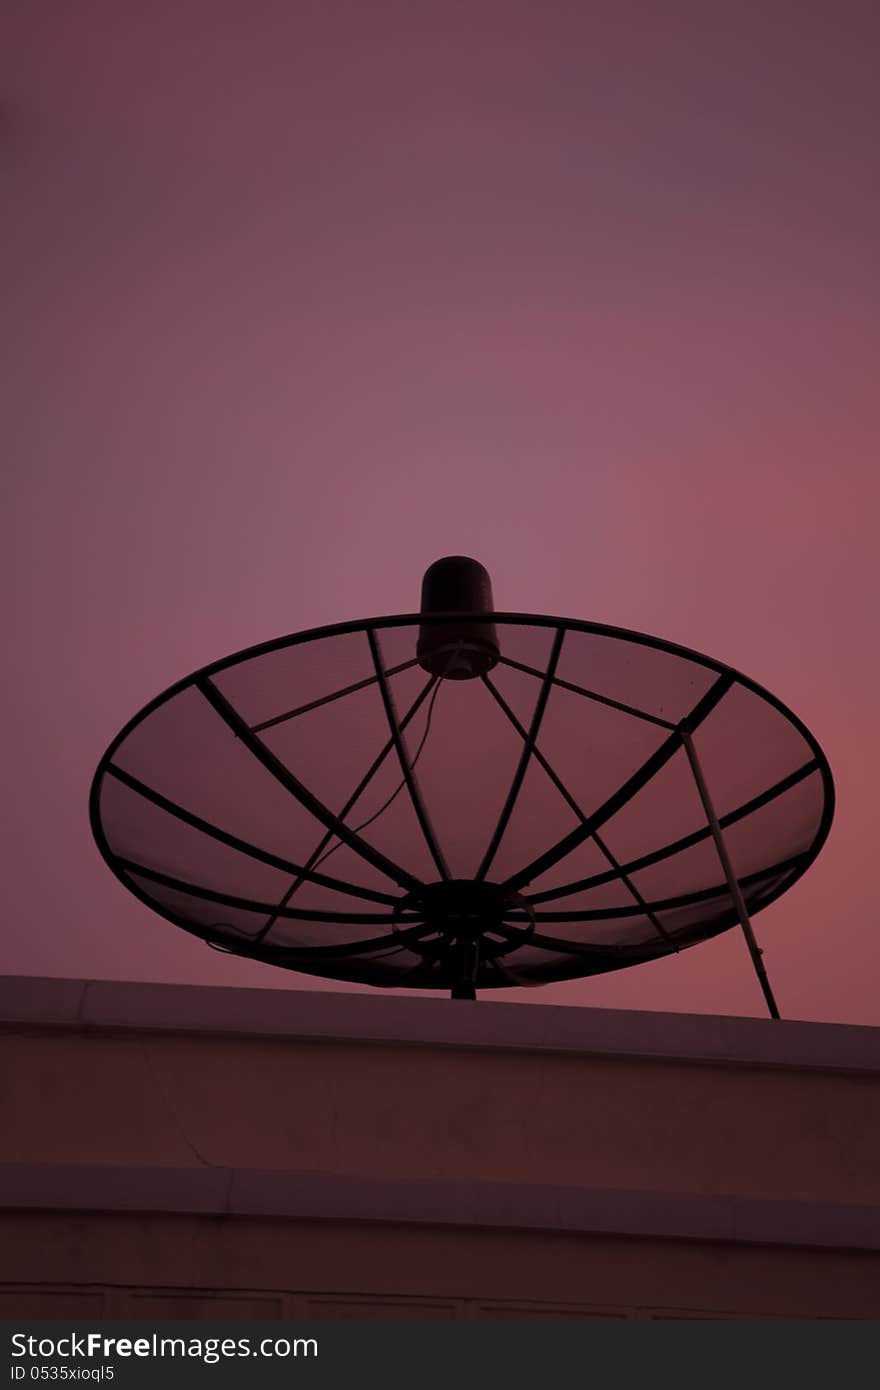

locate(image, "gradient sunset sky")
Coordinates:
6 1 879 1022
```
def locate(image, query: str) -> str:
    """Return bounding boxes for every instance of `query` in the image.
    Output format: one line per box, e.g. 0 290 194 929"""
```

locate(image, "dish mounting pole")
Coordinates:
449 933 480 1000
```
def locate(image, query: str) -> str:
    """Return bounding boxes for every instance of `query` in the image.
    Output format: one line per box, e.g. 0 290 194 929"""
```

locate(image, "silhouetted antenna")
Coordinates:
91 557 833 1012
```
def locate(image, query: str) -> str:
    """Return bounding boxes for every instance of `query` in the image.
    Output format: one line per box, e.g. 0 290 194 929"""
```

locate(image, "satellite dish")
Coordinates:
90 557 833 1012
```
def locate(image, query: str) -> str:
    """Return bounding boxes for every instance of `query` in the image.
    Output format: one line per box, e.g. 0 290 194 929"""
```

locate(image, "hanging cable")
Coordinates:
311 676 445 872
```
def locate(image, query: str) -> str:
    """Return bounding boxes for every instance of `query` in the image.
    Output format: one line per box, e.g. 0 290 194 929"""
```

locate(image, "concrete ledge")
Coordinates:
1 1163 878 1252
0 976 878 1074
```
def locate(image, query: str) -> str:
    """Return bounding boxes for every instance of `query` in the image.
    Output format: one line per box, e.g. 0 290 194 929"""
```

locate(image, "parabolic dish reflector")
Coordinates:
91 602 833 1000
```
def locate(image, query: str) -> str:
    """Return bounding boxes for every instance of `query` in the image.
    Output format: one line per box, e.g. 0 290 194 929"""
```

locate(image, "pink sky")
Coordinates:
6 1 879 1022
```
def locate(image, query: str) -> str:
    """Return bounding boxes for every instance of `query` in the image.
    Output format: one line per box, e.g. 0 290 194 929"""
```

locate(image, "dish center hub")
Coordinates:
402 879 530 939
